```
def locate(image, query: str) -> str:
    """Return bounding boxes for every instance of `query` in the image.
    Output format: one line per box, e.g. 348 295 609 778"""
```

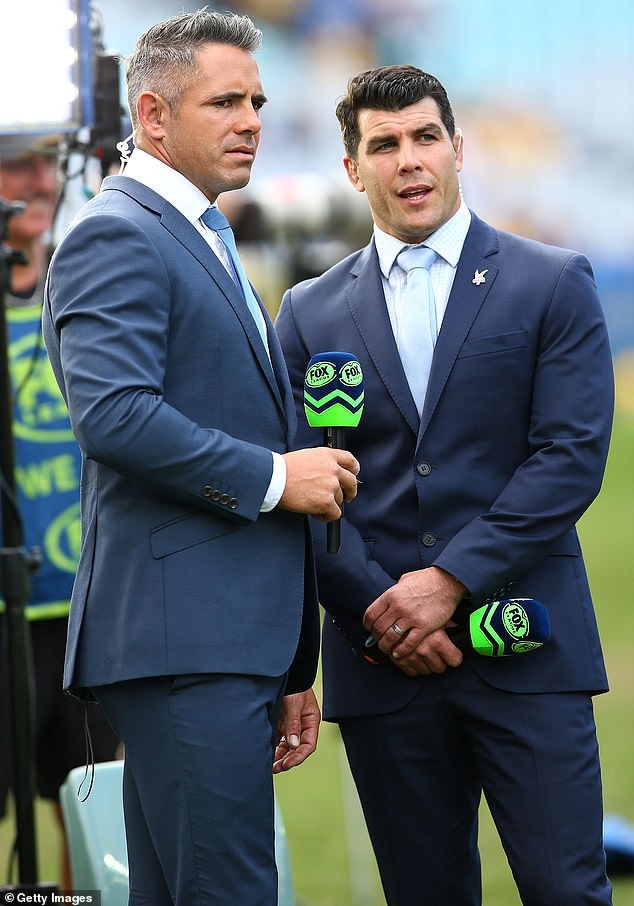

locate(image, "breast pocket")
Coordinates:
457 329 528 359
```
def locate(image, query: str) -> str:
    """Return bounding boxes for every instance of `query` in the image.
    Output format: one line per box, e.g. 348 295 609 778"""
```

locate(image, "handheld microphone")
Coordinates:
304 352 364 554
446 597 551 657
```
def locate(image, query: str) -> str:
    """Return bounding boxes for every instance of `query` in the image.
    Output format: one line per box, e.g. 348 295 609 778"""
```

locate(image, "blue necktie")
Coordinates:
396 245 438 415
201 206 268 351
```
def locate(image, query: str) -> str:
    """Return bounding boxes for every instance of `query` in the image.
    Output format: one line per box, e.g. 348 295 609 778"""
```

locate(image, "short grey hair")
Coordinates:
126 7 262 129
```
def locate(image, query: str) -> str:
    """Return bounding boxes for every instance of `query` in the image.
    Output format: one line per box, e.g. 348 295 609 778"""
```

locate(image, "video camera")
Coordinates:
0 0 125 175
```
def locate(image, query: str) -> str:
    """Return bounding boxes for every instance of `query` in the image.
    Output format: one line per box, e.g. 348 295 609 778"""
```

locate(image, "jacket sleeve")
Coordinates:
433 252 614 598
44 209 273 524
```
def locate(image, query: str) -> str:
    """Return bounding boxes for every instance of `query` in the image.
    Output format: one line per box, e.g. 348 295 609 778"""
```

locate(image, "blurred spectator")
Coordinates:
0 133 120 888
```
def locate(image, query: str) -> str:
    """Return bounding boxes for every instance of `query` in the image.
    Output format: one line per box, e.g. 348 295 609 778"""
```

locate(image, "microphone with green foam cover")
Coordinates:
363 597 550 663
304 352 364 553
447 597 551 656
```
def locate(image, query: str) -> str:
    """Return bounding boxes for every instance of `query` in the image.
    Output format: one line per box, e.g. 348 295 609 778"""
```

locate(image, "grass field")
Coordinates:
2 414 633 904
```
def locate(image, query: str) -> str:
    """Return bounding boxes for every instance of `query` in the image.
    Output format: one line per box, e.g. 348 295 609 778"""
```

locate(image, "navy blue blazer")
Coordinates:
43 176 319 696
276 212 614 720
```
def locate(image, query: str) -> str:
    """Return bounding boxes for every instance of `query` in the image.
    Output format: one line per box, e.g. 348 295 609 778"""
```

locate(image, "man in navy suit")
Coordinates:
42 10 359 905
276 65 614 905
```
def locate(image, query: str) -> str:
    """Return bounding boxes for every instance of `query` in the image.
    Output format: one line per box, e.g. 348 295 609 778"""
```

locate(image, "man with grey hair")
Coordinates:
43 9 359 904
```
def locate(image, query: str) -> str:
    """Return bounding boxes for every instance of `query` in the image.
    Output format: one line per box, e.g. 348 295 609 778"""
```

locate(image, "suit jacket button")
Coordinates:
422 532 437 547
202 485 213 497
416 462 432 476
229 497 239 509
211 489 221 502
220 493 230 505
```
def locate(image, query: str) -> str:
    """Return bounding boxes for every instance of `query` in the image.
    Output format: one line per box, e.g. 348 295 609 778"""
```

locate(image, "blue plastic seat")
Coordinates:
60 761 128 905
60 760 294 904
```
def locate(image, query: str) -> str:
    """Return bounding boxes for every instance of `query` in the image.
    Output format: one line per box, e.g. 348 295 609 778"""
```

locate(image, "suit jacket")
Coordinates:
43 176 319 696
275 212 614 720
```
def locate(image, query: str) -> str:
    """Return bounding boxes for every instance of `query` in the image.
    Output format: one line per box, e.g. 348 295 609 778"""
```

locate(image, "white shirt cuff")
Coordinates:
260 451 287 512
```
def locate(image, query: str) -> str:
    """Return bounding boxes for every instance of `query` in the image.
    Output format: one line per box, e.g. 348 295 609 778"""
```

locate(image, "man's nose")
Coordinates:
397 141 423 172
238 104 262 135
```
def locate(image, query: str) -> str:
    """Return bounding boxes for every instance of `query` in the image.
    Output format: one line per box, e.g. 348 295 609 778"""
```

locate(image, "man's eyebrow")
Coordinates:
365 132 397 151
205 90 268 105
365 120 445 150
413 122 444 136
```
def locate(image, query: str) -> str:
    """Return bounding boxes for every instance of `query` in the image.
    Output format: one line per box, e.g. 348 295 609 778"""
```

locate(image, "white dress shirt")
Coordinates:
374 200 472 344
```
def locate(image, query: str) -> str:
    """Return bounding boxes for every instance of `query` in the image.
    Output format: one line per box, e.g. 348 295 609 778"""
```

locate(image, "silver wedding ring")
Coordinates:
392 623 405 635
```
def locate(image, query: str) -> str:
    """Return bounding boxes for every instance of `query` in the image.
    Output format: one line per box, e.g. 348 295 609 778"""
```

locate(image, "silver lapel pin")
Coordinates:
472 268 488 286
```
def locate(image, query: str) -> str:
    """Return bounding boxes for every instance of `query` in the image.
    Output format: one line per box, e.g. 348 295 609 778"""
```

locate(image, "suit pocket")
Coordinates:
150 510 242 559
457 330 527 359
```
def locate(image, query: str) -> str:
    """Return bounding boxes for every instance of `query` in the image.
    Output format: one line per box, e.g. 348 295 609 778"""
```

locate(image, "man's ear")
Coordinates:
343 156 365 194
453 128 464 174
137 91 168 141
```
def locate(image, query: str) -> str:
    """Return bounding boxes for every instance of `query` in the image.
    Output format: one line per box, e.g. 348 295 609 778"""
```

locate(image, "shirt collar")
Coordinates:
374 199 472 278
121 147 212 225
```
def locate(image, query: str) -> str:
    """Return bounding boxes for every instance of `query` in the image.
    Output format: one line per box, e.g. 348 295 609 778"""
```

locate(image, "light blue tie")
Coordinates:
396 245 438 415
201 206 268 351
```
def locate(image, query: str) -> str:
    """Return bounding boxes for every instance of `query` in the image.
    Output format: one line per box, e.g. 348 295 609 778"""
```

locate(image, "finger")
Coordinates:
363 610 391 635
272 742 291 773
319 494 343 522
389 625 425 657
335 451 360 475
435 632 464 669
274 737 317 772
415 629 464 669
278 697 304 750
339 469 358 503
281 725 302 750
394 632 462 675
391 652 426 677
374 621 408 657
362 594 391 632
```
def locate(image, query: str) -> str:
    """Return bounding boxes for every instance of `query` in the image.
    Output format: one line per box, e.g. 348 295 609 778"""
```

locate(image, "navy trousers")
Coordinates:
95 673 286 906
338 660 612 906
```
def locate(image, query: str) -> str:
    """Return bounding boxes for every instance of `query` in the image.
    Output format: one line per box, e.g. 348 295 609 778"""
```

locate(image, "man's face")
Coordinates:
343 97 463 243
159 43 266 202
0 152 58 245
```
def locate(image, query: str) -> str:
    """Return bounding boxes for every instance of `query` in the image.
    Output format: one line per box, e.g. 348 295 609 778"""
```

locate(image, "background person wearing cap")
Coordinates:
0 132 120 888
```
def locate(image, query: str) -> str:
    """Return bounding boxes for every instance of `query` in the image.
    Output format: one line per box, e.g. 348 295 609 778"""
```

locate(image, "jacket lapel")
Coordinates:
102 177 285 420
346 241 420 437
420 215 500 437
160 205 285 416
335 218 502 442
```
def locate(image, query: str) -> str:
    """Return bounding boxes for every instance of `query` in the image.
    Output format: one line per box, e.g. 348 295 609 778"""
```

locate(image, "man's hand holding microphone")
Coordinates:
278 351 364 525
279 447 359 523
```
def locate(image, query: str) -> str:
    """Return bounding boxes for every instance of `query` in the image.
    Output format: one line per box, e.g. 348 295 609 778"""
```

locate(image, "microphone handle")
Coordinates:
325 426 346 554
445 625 469 651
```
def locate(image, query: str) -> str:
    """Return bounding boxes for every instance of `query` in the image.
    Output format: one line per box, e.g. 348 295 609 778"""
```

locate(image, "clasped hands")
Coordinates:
363 566 467 676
